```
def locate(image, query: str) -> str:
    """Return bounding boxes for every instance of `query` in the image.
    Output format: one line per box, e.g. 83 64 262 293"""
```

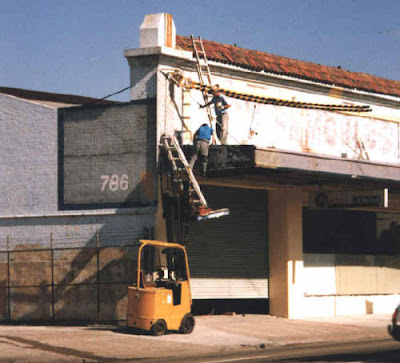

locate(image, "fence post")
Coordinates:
96 230 100 322
50 233 55 321
6 235 11 322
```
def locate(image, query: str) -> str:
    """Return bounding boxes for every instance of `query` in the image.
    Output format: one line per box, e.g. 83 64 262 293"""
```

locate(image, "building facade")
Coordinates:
125 13 400 318
0 89 154 321
2 12 400 321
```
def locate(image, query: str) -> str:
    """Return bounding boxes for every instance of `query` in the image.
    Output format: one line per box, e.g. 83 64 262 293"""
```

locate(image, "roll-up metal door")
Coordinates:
186 186 268 299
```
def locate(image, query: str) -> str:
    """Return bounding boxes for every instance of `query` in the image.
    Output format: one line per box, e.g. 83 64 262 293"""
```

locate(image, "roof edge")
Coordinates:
176 35 400 100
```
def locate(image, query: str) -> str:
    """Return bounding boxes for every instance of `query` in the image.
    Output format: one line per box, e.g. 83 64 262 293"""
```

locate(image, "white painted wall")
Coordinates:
303 254 336 295
302 294 400 317
303 253 400 316
157 65 400 164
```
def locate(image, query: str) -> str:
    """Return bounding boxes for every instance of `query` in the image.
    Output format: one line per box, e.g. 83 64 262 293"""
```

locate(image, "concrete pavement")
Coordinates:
0 314 395 362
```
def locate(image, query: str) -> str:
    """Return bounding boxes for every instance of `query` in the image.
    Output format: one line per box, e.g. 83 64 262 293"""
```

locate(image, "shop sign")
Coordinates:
309 189 388 209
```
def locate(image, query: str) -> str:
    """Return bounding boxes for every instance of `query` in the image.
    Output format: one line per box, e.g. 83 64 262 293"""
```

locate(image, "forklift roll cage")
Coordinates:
136 239 192 298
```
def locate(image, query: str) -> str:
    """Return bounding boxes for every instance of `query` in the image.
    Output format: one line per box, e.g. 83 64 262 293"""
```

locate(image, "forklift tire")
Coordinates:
151 320 167 336
179 313 195 334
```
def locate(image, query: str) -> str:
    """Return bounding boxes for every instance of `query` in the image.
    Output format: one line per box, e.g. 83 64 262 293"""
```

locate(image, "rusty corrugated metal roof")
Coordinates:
0 86 116 106
176 35 400 99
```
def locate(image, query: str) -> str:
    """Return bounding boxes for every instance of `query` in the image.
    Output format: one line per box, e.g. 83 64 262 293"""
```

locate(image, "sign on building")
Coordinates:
58 100 157 209
309 189 388 209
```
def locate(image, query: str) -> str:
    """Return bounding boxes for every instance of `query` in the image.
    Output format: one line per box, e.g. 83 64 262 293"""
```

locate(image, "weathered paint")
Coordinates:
11 287 52 321
100 284 129 320
0 92 156 322
0 94 57 215
255 148 400 182
0 243 139 322
54 285 97 321
60 101 157 209
150 58 400 166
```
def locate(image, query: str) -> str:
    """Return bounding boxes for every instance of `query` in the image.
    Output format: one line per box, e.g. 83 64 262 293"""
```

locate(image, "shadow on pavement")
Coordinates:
291 348 400 362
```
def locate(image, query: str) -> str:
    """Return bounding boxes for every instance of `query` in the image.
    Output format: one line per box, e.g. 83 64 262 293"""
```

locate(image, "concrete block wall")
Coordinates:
0 213 152 321
0 94 58 215
0 94 157 322
60 101 157 208
128 56 159 101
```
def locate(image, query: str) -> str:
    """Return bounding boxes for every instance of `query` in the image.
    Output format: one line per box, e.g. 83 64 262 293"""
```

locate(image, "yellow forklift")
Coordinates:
127 136 229 336
127 240 194 336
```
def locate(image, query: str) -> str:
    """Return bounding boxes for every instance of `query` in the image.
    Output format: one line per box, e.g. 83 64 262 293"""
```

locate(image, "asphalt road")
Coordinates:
2 334 398 362
0 315 394 362
185 338 400 363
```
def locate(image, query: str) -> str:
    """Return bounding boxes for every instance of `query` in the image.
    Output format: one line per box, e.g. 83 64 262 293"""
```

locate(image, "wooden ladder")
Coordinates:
356 141 370 160
191 35 214 128
160 135 208 209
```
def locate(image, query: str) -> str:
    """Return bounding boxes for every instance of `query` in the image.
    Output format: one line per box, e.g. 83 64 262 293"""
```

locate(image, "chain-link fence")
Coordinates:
0 232 140 323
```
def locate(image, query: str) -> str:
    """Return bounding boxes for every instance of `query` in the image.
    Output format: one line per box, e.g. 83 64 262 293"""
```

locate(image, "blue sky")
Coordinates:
1 0 400 101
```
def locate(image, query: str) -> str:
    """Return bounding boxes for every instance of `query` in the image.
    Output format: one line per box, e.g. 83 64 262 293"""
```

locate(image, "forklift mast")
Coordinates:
159 135 229 244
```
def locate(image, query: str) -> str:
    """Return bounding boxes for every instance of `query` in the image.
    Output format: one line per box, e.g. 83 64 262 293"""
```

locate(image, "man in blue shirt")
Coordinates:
200 85 231 144
189 123 214 177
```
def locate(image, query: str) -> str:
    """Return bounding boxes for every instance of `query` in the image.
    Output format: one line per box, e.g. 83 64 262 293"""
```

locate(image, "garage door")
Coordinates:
186 186 268 299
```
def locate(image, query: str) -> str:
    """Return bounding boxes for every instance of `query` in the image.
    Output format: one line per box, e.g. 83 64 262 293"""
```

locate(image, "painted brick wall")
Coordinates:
0 94 58 215
0 213 153 322
0 213 154 250
0 95 156 321
60 101 157 208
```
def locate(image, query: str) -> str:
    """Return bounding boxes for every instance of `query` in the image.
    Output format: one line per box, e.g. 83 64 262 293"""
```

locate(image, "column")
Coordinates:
268 190 307 318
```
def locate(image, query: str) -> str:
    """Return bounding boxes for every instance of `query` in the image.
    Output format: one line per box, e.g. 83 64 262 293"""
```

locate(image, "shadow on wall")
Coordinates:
0 214 152 323
58 100 157 210
303 209 400 256
0 99 159 323
0 100 158 322
304 209 400 260
378 221 400 255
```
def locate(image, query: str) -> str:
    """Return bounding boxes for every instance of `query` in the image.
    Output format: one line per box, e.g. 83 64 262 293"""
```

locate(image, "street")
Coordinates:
185 339 400 362
0 314 395 362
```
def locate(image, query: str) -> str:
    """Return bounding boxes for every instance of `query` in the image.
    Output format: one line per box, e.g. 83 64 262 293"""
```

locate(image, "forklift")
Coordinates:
127 239 194 336
127 135 229 336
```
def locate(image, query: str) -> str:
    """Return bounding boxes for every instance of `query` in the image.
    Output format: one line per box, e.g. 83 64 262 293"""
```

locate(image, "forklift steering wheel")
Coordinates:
165 280 178 289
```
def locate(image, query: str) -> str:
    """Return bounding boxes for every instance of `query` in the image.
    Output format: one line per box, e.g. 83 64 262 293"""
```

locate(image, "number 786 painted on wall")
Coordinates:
100 174 129 192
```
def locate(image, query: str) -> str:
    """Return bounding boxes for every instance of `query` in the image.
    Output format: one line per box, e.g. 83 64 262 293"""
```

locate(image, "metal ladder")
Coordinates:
160 135 208 209
191 35 214 128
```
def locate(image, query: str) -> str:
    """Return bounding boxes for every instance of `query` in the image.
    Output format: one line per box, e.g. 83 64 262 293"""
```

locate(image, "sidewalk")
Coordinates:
0 314 393 361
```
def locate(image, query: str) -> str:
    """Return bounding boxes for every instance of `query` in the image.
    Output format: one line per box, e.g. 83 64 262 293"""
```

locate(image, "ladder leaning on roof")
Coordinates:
191 35 215 128
161 134 207 210
160 134 229 223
